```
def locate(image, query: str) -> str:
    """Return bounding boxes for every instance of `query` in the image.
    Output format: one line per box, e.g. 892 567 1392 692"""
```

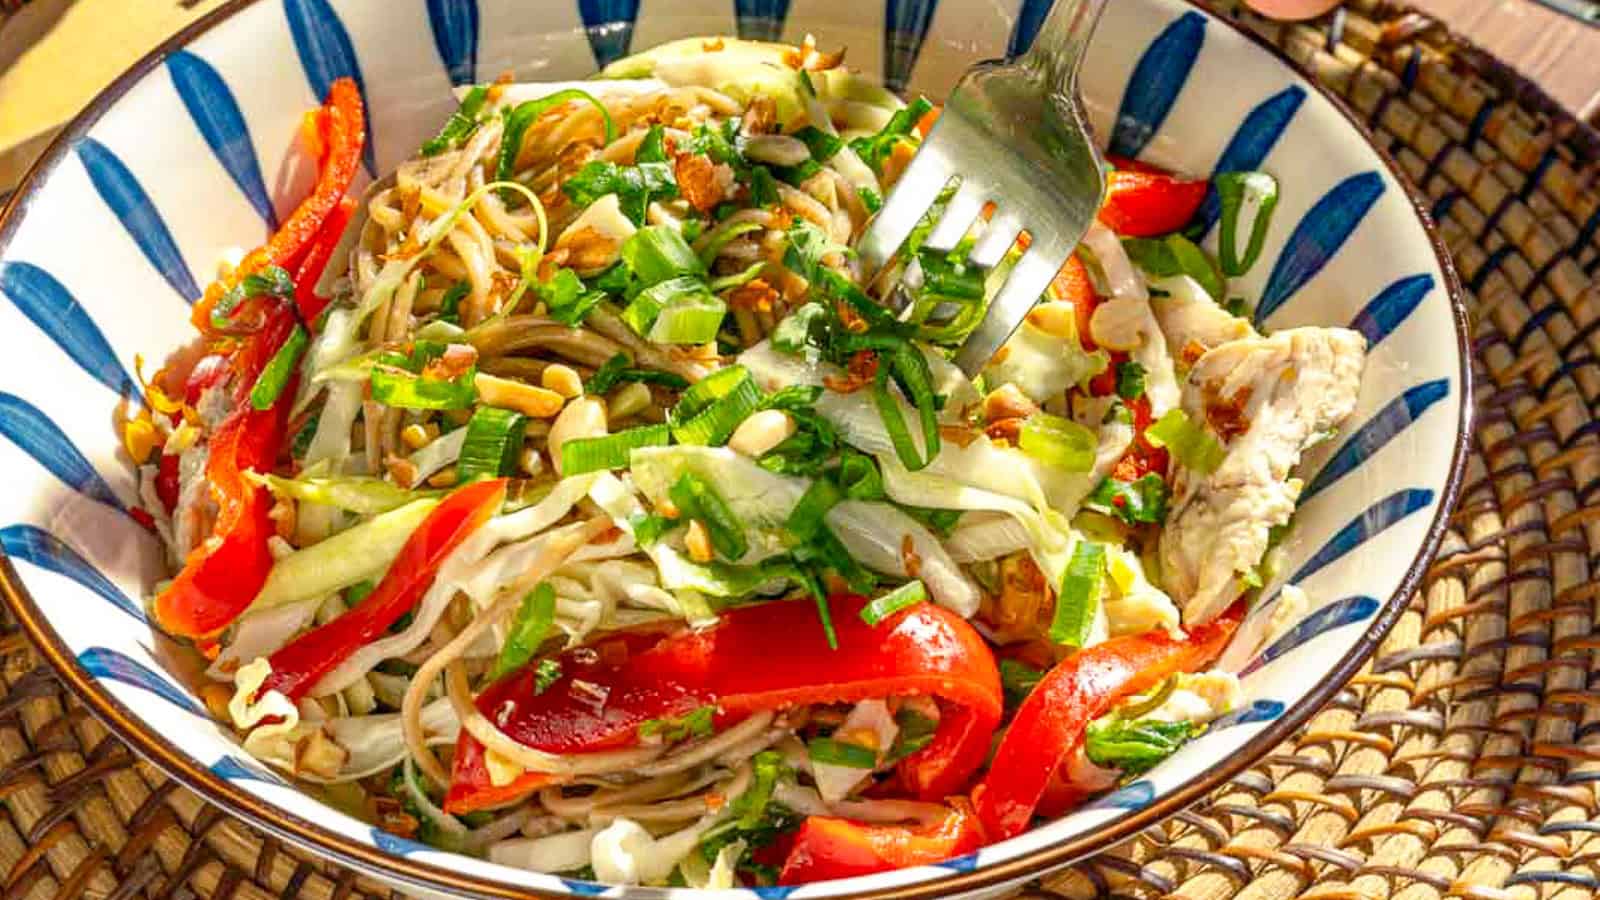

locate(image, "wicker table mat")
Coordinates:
3 1 1599 897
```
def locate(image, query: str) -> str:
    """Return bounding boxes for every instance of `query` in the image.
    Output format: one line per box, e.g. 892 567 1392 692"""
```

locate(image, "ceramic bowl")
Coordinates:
0 0 1468 897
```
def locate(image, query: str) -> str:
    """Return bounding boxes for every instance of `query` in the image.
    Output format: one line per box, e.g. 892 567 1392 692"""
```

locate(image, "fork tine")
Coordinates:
856 147 953 278
922 181 988 252
954 243 1067 376
968 213 1024 269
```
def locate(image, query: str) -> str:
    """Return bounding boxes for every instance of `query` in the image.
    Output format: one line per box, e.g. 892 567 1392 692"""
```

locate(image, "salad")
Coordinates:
125 37 1366 888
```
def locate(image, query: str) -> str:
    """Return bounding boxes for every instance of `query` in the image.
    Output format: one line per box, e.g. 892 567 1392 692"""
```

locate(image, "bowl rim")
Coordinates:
0 1 1473 897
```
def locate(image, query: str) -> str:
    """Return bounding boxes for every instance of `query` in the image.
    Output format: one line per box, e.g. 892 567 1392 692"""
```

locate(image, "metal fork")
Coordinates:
858 0 1110 376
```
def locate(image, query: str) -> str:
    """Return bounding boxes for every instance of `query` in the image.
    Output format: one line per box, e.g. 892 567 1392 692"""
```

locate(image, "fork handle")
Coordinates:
1021 0 1111 95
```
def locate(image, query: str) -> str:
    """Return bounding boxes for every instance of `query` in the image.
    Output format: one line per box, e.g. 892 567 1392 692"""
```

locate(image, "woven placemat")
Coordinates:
2 1 1597 897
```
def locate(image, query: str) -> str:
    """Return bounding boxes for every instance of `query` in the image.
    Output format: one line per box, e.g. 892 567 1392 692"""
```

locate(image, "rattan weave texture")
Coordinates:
0 1 1595 898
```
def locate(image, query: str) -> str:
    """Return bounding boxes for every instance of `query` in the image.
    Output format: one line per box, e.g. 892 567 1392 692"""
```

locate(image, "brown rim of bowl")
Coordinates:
0 1 1472 897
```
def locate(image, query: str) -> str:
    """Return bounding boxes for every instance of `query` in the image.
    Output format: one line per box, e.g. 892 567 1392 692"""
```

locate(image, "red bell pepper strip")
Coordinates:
1097 169 1208 238
972 602 1244 840
444 596 1001 814
152 306 299 637
778 799 984 884
259 478 507 701
293 195 356 324
194 77 365 332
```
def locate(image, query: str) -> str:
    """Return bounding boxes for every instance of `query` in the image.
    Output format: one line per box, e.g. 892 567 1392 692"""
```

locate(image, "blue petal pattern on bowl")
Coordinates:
1348 273 1434 346
1256 171 1386 323
735 0 790 42
0 393 128 515
1192 86 1305 233
427 0 480 85
1241 595 1381 676
0 261 142 402
76 138 202 302
1109 12 1205 159
0 524 145 624
284 0 377 176
1302 379 1450 502
0 2 1465 897
167 50 280 232
78 646 204 717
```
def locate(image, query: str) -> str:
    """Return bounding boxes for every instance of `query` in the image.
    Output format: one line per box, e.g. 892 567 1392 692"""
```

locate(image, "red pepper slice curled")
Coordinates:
973 602 1243 840
778 799 984 884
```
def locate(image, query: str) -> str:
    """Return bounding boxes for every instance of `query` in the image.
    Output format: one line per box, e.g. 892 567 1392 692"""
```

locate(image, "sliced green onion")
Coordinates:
836 451 884 501
860 580 926 626
421 85 488 157
623 225 705 287
585 353 690 394
669 365 762 446
807 737 878 769
456 406 527 482
647 292 727 344
708 261 767 293
917 249 986 300
1051 541 1106 648
669 472 748 560
1018 413 1097 472
369 366 476 409
559 424 671 475
1215 171 1280 278
696 220 763 268
786 479 843 543
771 302 828 355
620 276 709 337
250 324 308 410
1145 409 1226 474
1086 473 1170 525
496 89 616 188
491 582 556 681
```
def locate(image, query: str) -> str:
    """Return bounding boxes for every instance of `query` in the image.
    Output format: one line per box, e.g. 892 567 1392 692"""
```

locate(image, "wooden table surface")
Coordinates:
0 0 1597 195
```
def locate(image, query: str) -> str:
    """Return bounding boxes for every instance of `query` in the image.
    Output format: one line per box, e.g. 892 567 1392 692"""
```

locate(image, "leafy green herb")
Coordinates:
850 96 934 172
793 125 843 162
1084 717 1197 775
563 159 678 225
491 582 556 681
210 265 294 332
421 85 489 157
535 268 607 326
532 659 563 694
249 324 308 410
640 704 716 742
835 451 885 501
999 658 1043 710
1115 361 1147 401
631 512 681 547
437 279 470 324
586 353 690 394
1051 541 1106 648
636 124 669 163
1085 474 1170 526
885 707 938 763
807 736 877 768
498 89 616 191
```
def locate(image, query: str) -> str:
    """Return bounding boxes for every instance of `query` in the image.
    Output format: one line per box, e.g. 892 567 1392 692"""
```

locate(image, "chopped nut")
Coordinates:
548 396 608 476
384 454 420 487
727 409 796 458
685 520 715 563
822 350 878 393
674 153 724 214
427 466 459 489
400 423 431 450
476 373 566 418
294 727 349 780
199 683 232 720
984 383 1040 422
541 363 584 399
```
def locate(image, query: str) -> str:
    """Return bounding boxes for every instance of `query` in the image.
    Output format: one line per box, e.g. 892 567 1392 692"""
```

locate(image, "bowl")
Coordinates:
0 0 1469 897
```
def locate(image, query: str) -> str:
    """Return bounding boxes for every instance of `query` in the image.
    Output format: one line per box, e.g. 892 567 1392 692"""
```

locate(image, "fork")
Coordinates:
857 0 1111 376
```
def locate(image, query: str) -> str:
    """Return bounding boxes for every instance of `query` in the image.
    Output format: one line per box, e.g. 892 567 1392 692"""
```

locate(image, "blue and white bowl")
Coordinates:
0 1 1469 897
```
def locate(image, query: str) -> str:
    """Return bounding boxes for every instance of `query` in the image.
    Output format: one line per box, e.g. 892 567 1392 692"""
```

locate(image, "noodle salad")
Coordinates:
125 38 1366 887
